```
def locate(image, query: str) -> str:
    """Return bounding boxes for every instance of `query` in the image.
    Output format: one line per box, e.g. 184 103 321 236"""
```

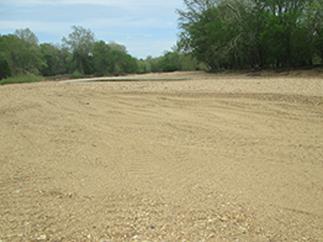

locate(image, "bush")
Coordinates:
0 74 43 85
70 70 84 79
0 56 11 80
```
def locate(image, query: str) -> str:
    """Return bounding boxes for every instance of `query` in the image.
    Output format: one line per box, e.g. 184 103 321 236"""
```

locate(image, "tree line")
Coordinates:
2 0 322 81
0 26 200 80
178 0 323 71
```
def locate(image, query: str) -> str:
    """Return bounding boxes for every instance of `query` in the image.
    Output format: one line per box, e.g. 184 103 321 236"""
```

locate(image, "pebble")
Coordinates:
99 239 110 242
220 216 228 222
37 234 47 240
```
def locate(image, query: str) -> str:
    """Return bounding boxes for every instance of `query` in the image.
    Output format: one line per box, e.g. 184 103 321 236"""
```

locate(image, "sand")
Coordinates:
0 72 323 241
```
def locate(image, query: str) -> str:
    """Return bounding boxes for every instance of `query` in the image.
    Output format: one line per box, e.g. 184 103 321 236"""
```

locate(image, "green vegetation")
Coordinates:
0 74 43 85
137 51 203 73
0 30 43 77
0 26 199 83
178 0 323 71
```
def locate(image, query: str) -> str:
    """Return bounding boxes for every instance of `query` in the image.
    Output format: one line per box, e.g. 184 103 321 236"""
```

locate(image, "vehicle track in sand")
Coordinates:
0 72 323 241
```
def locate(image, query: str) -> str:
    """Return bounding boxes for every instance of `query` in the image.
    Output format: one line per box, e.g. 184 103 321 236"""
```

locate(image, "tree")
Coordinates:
159 51 181 72
307 0 323 61
40 43 70 76
139 50 200 73
178 0 322 70
92 41 112 75
62 26 95 74
108 45 138 75
109 42 127 53
92 41 139 75
0 54 11 79
0 34 43 75
15 28 39 46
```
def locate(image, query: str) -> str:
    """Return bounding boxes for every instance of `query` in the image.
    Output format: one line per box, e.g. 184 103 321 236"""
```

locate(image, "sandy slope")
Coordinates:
0 72 322 241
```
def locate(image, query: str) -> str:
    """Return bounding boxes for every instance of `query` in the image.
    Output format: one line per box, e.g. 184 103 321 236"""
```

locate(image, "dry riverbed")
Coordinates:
0 71 323 241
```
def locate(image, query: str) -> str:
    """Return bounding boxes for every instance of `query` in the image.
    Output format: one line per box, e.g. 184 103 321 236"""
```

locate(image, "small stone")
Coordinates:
239 226 247 234
37 234 47 240
132 235 139 239
220 216 228 222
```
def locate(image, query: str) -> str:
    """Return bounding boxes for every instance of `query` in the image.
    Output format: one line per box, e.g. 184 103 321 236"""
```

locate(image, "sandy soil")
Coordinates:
0 72 323 241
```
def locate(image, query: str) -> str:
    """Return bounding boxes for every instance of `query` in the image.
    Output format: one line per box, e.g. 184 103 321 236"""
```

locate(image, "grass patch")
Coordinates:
0 74 44 85
70 70 86 79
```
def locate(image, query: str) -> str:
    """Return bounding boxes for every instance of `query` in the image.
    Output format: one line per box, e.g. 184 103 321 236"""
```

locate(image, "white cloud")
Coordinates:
0 16 175 33
0 20 69 33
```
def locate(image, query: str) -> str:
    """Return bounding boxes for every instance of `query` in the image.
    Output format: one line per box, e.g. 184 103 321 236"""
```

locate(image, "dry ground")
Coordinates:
0 72 323 241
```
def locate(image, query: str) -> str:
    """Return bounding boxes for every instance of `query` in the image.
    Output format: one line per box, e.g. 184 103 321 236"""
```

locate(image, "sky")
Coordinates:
0 0 184 58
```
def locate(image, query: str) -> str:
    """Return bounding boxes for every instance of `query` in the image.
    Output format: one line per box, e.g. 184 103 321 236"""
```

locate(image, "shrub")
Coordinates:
0 56 11 80
70 70 84 79
0 74 43 85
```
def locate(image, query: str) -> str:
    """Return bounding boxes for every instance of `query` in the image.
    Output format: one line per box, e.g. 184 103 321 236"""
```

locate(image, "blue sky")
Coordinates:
0 0 184 58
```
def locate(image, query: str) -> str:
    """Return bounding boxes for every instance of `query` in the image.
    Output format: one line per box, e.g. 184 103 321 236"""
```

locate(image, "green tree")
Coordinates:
107 43 138 75
62 26 95 74
40 43 70 76
92 41 139 75
0 34 43 75
92 41 112 75
178 0 322 70
307 0 323 61
159 51 182 72
15 28 39 46
0 54 11 79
